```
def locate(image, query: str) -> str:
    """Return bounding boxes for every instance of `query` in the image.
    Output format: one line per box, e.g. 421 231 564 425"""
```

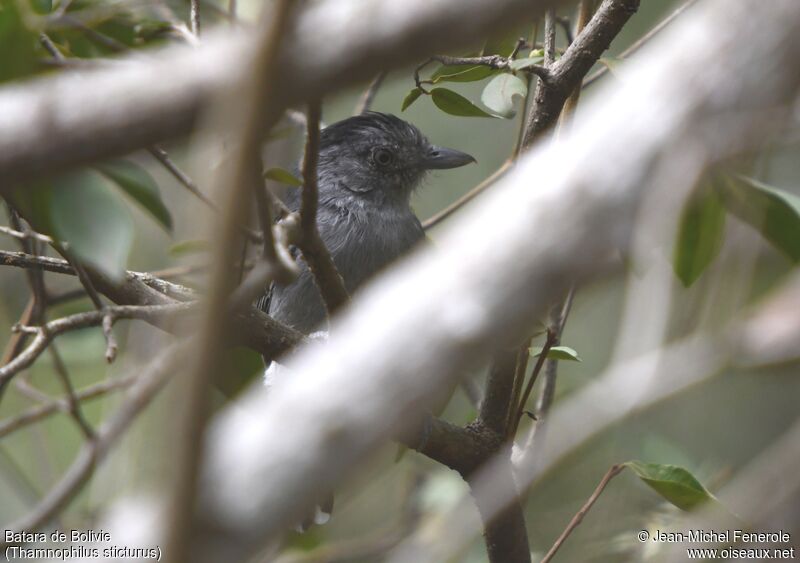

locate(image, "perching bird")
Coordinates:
258 111 475 334
257 112 474 531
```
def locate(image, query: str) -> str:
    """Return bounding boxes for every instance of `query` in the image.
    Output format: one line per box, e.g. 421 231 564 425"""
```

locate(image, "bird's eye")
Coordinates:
373 148 394 166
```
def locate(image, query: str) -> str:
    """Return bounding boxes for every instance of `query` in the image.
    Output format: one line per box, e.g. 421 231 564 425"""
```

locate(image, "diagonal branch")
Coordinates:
0 249 305 361
297 101 350 319
0 0 563 186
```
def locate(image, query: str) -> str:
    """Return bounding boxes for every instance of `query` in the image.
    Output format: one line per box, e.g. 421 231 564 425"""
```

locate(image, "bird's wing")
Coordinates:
254 284 273 314
254 186 303 316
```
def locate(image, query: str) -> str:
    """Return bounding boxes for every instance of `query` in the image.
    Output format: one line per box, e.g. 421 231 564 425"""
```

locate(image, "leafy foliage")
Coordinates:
96 159 173 231
0 1 39 84
719 175 800 262
530 345 582 362
672 173 800 287
14 171 135 281
673 180 726 287
264 167 303 186
481 73 527 118
623 461 716 511
401 87 423 111
430 87 495 118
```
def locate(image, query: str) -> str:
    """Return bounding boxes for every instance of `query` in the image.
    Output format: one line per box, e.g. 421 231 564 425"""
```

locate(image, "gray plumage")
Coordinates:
260 112 475 334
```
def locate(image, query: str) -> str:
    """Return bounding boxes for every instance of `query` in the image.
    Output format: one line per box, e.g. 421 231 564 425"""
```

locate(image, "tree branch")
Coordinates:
0 0 563 186
297 101 350 319
522 0 640 148
187 2 800 560
3 342 188 536
0 375 136 439
0 304 192 387
540 464 624 563
0 249 305 361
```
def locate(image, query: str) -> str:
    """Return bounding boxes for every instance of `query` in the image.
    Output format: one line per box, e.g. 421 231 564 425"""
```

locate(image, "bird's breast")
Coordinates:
318 203 424 292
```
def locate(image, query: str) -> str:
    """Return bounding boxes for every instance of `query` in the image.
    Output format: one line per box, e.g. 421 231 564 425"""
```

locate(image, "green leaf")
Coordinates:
31 0 53 14
481 73 527 118
264 167 303 186
0 1 38 83
510 56 545 70
672 181 726 287
482 33 519 57
718 175 800 262
216 347 264 398
15 171 134 281
430 65 496 83
169 239 210 256
95 159 172 231
401 87 423 111
623 461 715 511
529 345 582 362
430 88 495 118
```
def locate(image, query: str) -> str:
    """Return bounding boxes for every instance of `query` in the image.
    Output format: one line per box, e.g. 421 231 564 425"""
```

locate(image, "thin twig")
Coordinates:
190 0 201 37
4 343 187 535
0 210 49 403
510 328 556 436
0 250 195 300
0 304 191 387
147 146 215 208
556 16 575 46
43 33 258 245
48 345 96 440
414 54 550 94
354 71 387 114
422 160 513 229
297 101 350 318
0 225 54 245
0 375 136 439
540 465 625 563
148 146 263 244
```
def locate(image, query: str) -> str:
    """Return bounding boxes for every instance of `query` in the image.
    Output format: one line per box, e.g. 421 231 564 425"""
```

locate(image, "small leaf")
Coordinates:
264 167 303 186
430 88 495 118
0 1 38 83
401 87 423 111
529 345 582 362
95 159 172 231
718 175 800 262
672 180 726 287
510 56 545 71
623 461 715 511
430 65 496 83
482 33 519 57
16 170 135 281
481 73 527 118
169 239 210 256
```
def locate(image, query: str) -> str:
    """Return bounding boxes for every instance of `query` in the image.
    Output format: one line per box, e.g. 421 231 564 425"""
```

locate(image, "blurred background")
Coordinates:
0 0 798 561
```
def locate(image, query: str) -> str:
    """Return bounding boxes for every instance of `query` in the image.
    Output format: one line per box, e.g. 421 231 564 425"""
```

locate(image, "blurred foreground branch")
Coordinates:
182 1 800 561
0 0 562 185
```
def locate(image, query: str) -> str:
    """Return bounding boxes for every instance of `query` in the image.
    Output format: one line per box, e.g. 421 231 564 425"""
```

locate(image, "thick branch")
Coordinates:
297 101 350 318
189 2 800 560
0 250 305 360
0 0 562 186
0 304 192 387
522 0 640 147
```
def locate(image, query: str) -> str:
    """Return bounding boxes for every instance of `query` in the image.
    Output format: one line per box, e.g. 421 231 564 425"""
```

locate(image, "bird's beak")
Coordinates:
423 146 476 170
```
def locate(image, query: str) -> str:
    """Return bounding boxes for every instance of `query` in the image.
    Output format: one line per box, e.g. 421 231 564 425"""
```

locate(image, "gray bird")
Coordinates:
257 112 474 531
259 112 475 334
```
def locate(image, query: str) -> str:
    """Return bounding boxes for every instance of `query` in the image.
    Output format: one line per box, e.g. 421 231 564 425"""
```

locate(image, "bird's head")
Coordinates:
317 112 475 204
